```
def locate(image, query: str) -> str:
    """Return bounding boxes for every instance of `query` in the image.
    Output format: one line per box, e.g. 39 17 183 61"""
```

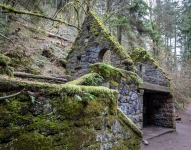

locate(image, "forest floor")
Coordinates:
141 102 191 150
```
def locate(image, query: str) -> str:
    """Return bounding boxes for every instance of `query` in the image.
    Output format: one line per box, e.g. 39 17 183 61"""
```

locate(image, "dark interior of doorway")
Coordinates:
143 90 165 127
143 91 154 127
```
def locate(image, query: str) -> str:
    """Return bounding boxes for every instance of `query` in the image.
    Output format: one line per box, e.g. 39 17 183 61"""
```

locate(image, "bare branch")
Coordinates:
0 3 81 31
0 33 15 45
0 88 25 100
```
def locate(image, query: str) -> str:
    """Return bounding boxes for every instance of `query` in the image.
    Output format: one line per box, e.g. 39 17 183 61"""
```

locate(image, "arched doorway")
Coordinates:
98 49 111 64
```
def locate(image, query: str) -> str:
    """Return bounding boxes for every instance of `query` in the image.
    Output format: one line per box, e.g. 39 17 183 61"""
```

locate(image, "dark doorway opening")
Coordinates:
143 90 174 128
143 91 154 127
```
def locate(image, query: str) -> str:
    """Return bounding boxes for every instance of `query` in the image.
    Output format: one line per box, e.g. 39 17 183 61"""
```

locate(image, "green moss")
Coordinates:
94 31 99 36
0 54 11 66
7 100 29 112
89 11 135 70
110 80 119 87
12 132 52 150
67 73 103 85
130 47 155 63
67 127 96 149
66 10 136 72
89 62 142 86
117 108 142 137
0 66 14 77
116 109 142 150
84 74 103 85
52 93 117 119
0 54 14 77
56 96 84 119
129 74 143 84
0 128 18 143
84 99 106 116
89 62 125 78
52 126 97 150
130 47 170 82
0 75 119 98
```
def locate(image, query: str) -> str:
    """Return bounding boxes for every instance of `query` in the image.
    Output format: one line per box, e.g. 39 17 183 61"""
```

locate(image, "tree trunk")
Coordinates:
174 25 177 73
57 0 64 10
117 25 122 44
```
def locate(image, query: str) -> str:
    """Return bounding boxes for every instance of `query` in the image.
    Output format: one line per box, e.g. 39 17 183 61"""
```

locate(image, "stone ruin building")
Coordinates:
0 11 175 150
67 11 175 130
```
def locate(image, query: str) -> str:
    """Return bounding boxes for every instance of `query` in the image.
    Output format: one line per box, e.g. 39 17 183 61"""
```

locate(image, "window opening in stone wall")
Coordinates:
75 55 82 70
98 49 111 64
77 55 81 64
140 64 145 78
140 64 142 73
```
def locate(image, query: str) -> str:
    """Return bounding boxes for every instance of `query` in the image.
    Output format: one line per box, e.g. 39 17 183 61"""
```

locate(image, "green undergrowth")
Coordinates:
0 54 14 77
67 62 142 87
67 73 103 86
89 62 143 85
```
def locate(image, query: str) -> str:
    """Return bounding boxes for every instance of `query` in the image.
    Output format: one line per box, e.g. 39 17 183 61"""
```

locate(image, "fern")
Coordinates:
85 74 104 86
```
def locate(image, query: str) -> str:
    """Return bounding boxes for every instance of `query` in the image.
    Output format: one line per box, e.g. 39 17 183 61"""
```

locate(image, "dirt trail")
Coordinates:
141 103 191 150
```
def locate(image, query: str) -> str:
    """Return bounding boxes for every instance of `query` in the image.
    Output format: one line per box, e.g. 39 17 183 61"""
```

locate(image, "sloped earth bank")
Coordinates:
141 102 191 150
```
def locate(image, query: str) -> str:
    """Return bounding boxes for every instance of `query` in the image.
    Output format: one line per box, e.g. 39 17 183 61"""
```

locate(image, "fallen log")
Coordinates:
46 31 72 42
14 72 69 83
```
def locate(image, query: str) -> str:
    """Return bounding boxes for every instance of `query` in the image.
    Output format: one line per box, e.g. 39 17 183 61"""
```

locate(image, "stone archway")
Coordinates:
98 48 111 64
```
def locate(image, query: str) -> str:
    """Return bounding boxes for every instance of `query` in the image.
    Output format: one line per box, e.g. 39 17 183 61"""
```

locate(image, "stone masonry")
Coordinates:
66 11 136 79
66 11 175 130
136 61 170 87
143 92 174 128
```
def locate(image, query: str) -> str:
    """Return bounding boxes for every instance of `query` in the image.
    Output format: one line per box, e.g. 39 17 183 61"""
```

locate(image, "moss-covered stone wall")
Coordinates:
0 75 142 150
130 48 170 87
66 11 136 79
67 62 144 129
131 48 175 128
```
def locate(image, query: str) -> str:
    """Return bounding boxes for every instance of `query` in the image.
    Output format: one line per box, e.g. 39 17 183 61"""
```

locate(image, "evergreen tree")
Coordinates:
179 0 191 62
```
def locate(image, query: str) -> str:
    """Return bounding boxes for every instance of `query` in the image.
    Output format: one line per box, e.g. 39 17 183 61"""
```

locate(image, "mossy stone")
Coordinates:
12 132 52 150
110 80 119 87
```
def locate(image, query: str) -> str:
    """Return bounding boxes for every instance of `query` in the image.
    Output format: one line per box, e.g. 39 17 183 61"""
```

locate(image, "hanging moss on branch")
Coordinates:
0 4 81 30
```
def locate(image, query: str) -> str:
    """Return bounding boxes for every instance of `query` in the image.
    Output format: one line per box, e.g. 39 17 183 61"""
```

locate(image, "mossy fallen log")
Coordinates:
14 72 69 83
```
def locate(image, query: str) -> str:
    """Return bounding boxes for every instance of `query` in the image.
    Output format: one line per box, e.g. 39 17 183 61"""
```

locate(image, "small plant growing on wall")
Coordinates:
84 74 104 86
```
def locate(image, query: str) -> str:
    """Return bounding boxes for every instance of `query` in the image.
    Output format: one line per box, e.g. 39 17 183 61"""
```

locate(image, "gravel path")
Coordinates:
141 103 191 150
